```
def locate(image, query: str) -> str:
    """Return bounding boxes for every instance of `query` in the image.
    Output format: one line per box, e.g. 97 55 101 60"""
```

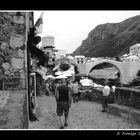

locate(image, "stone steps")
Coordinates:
108 103 140 124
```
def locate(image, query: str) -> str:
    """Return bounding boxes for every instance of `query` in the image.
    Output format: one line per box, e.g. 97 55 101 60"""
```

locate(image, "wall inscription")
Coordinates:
2 77 20 90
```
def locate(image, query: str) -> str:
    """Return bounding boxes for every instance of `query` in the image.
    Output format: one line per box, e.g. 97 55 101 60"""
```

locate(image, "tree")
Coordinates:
128 78 140 86
74 65 79 74
115 56 122 62
59 62 70 71
137 70 140 76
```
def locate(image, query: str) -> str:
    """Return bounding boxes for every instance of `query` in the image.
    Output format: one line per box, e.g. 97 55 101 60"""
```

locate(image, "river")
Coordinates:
89 67 119 79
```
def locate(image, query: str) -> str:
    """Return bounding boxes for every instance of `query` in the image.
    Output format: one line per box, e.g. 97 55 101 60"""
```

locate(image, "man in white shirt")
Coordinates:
110 85 116 103
71 81 79 103
102 85 110 96
101 79 111 112
112 85 116 93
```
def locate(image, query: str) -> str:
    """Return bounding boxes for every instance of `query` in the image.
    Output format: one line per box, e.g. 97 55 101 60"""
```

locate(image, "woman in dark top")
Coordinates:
55 79 72 129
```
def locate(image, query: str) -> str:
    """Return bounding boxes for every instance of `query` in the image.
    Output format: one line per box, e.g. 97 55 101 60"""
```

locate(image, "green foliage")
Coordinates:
74 65 79 74
128 77 140 87
80 88 102 103
137 70 140 76
59 62 70 71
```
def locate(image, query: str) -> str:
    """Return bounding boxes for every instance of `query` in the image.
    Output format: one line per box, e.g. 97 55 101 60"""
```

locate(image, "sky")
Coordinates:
34 10 140 54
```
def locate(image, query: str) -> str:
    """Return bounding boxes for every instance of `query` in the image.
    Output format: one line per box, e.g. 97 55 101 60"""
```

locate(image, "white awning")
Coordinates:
42 75 48 80
63 73 72 77
80 79 94 86
40 66 48 73
55 71 63 75
55 75 67 79
53 64 60 71
46 75 55 79
63 70 75 74
35 68 46 77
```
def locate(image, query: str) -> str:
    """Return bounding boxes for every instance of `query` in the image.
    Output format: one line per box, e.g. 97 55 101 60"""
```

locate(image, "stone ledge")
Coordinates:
108 103 140 124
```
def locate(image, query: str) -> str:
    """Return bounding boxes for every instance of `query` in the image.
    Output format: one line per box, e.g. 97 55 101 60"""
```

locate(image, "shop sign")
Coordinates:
3 77 20 90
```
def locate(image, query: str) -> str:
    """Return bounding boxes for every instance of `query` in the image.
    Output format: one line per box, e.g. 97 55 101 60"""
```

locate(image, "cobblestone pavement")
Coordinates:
29 95 140 130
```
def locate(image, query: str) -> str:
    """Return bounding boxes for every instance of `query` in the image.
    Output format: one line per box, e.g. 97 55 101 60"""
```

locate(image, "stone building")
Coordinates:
41 46 55 67
0 12 33 129
122 55 140 83
40 36 55 71
74 55 86 64
130 43 140 58
42 35 55 47
55 49 66 60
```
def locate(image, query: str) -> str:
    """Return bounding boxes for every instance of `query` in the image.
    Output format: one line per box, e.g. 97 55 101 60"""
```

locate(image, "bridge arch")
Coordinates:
89 62 120 77
85 59 123 80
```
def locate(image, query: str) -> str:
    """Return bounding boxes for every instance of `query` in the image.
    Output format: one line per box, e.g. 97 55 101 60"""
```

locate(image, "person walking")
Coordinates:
51 81 56 96
45 81 50 96
78 82 82 101
71 81 79 103
110 84 116 103
101 79 111 112
55 79 72 129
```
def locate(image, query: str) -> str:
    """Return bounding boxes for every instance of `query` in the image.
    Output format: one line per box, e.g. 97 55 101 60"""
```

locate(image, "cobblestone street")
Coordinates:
29 95 140 130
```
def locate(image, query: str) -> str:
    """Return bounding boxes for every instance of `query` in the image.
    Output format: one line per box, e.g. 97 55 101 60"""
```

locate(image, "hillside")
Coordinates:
72 15 140 57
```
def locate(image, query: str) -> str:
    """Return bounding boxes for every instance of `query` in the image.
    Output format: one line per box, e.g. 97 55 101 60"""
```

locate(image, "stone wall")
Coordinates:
0 12 27 90
79 87 140 110
0 12 28 129
79 88 102 103
114 88 140 109
0 90 28 129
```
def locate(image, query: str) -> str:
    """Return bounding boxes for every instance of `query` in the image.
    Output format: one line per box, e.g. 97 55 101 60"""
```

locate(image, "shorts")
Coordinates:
72 93 79 97
56 101 70 116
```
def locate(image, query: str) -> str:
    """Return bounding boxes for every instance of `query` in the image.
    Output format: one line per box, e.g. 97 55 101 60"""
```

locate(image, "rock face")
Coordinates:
72 15 140 57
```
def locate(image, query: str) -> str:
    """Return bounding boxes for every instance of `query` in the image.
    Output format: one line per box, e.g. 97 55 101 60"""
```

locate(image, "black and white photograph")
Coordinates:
0 10 140 133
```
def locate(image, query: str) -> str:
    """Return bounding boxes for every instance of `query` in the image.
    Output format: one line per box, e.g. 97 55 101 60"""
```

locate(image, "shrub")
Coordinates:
137 70 140 76
79 88 102 103
127 77 140 87
59 62 70 71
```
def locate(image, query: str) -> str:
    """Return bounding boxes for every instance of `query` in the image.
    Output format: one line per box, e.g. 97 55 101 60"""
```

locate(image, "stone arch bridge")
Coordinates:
76 59 136 84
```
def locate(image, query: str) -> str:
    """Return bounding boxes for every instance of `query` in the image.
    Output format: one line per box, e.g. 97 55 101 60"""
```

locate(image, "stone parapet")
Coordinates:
108 103 140 124
115 87 140 109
